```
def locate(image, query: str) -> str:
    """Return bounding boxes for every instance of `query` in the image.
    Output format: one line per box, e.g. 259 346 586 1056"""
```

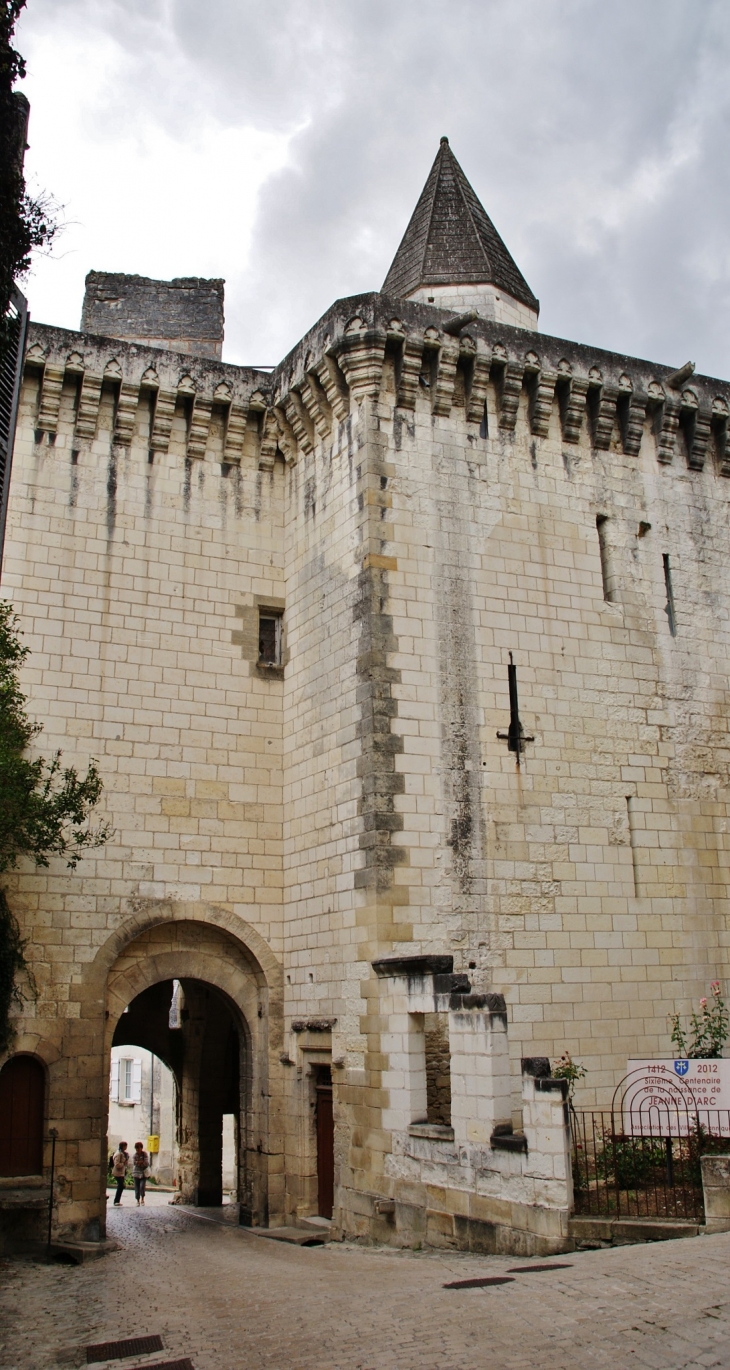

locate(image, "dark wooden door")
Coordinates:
0 1055 45 1177
316 1083 334 1219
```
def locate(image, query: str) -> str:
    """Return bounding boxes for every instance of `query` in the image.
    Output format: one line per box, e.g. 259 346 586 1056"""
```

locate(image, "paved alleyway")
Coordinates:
1 1208 730 1370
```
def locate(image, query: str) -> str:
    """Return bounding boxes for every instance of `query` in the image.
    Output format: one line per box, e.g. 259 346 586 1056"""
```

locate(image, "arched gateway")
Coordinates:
101 908 283 1231
43 902 286 1243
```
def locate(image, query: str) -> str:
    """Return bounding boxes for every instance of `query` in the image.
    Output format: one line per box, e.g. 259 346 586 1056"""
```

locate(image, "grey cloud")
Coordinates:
19 0 730 378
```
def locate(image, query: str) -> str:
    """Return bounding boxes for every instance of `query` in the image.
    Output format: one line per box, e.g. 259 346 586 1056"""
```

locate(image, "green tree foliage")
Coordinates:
0 602 110 1049
0 1 58 345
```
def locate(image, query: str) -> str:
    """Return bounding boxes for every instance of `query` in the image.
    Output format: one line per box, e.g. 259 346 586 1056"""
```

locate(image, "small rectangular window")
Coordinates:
258 611 282 666
123 1058 134 1100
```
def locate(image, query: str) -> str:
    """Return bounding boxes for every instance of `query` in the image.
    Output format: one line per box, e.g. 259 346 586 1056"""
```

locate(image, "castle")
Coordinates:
1 137 729 1255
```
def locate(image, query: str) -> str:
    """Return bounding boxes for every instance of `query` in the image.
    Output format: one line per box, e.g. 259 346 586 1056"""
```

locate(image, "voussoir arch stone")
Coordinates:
0 1034 62 1073
104 948 264 1054
81 899 283 1013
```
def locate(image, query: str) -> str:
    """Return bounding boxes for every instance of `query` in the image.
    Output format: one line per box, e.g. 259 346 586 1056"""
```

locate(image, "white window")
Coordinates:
120 1057 142 1104
110 1058 120 1102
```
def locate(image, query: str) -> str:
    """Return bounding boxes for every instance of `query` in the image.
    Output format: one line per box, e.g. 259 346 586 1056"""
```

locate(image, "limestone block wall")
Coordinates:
1 324 287 1239
269 291 730 1241
326 299 730 1114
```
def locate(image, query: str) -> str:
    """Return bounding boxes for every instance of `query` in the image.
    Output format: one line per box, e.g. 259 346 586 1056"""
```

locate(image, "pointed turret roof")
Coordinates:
382 137 538 312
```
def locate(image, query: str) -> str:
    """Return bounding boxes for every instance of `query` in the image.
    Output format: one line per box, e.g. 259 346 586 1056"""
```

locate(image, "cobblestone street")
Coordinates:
1 1209 730 1370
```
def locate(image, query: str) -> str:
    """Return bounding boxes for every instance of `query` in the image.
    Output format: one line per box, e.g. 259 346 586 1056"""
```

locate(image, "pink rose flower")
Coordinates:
711 981 721 995
700 998 708 1009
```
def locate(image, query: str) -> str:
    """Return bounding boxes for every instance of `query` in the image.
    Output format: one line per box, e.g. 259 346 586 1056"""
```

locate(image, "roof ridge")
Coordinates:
450 143 493 280
418 139 447 288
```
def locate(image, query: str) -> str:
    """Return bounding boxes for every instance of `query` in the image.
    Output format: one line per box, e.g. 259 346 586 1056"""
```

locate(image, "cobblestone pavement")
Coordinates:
2 1208 730 1370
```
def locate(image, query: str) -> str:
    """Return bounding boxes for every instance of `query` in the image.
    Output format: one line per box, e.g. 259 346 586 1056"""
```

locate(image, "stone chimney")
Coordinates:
81 272 225 360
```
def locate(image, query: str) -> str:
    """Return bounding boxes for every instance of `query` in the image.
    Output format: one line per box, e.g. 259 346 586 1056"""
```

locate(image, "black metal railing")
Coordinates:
571 1106 730 1222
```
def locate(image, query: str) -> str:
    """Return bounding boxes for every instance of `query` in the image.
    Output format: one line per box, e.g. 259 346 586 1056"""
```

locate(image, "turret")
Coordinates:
382 137 538 330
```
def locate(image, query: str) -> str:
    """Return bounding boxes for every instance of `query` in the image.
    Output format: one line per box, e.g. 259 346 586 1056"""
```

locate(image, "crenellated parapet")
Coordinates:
22 324 271 467
266 292 730 477
21 297 730 482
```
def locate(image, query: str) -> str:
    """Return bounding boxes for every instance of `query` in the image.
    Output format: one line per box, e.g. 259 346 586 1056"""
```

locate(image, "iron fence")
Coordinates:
571 1104 730 1223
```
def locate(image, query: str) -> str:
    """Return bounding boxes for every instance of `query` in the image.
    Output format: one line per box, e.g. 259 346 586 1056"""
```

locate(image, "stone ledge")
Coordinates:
0 1187 50 1210
569 1216 700 1246
408 1123 455 1142
291 1018 337 1033
372 954 454 977
490 1129 528 1154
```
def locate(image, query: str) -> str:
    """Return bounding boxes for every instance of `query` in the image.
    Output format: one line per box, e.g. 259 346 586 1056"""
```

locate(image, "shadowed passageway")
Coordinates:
112 979 244 1210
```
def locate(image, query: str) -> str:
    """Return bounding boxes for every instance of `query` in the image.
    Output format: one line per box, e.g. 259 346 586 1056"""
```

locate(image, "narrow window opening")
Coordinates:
479 401 488 439
626 796 640 898
663 553 676 636
425 1012 451 1127
596 515 613 601
258 611 282 666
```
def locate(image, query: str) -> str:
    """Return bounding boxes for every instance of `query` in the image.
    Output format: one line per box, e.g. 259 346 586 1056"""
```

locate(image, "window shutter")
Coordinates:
110 1058 120 1102
132 1058 142 1103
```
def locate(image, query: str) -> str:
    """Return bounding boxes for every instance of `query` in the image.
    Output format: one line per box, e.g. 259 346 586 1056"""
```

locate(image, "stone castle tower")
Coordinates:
1 138 729 1254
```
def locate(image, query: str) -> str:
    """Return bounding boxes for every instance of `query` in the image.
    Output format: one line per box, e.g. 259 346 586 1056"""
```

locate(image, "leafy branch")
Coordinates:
0 602 111 1049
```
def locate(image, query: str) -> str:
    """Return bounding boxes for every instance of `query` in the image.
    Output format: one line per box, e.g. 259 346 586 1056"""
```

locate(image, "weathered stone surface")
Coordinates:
81 272 225 360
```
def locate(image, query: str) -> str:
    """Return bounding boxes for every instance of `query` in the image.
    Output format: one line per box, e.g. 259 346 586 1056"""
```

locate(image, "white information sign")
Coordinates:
624 1059 730 1136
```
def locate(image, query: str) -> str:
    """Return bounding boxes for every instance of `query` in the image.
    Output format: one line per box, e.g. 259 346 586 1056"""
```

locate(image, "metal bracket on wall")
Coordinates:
496 653 533 767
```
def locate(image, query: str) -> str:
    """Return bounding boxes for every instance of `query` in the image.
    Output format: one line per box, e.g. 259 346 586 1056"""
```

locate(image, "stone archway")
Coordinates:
103 913 283 1228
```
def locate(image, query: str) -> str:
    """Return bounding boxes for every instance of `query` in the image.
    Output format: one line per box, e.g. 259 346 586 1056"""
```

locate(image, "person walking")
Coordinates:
132 1141 150 1206
111 1142 129 1206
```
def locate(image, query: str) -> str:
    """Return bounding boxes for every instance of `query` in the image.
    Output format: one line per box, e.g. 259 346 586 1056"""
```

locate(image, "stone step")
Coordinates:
569 1216 701 1247
50 1239 118 1264
297 1216 333 1238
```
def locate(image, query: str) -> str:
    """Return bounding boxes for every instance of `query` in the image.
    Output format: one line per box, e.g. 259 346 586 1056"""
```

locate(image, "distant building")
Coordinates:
108 1045 177 1186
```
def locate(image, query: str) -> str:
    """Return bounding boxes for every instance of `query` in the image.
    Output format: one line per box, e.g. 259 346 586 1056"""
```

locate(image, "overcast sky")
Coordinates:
15 0 730 379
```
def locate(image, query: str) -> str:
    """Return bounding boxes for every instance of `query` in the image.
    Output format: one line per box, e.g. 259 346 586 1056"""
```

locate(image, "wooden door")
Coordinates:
315 1082 334 1219
0 1055 45 1177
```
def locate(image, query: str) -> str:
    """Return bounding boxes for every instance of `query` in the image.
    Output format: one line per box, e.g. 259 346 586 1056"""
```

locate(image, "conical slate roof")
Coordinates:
382 137 538 312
